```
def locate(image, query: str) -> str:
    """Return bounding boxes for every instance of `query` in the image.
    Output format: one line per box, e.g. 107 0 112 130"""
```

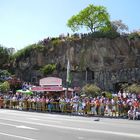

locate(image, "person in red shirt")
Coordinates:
133 99 139 109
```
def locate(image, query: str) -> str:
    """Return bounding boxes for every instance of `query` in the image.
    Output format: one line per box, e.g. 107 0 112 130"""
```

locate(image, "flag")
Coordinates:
66 59 71 84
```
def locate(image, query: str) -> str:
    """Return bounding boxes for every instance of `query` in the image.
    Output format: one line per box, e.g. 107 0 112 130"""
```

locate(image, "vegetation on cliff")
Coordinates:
40 64 56 76
12 43 45 61
121 83 140 94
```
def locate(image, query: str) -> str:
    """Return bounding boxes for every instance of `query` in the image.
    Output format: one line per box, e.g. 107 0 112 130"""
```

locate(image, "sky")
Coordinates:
0 0 140 50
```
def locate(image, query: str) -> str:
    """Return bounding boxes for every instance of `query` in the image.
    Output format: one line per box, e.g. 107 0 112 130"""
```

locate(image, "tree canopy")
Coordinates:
111 20 128 34
67 4 111 33
0 45 11 67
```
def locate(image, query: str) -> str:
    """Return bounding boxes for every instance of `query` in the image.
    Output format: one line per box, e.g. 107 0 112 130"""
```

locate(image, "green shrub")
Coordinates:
102 91 112 99
82 84 101 97
51 38 62 46
0 81 10 93
128 31 140 39
125 83 140 94
89 30 120 39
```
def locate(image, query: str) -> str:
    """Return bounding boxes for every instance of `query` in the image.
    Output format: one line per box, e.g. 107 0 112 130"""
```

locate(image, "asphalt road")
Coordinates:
0 109 139 140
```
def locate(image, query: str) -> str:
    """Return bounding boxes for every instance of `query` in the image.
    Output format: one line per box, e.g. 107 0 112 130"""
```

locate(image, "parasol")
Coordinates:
16 89 33 95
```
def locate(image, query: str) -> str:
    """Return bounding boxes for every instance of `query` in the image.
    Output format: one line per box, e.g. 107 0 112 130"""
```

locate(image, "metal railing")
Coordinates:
0 99 135 118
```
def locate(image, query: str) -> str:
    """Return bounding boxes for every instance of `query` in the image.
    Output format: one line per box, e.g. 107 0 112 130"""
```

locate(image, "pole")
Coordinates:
66 59 70 98
65 81 68 99
85 69 88 84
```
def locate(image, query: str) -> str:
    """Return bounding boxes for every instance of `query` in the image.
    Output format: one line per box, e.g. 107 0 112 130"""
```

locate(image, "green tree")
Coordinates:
0 70 11 76
0 81 10 93
0 45 11 68
111 20 128 34
67 4 111 33
0 69 11 82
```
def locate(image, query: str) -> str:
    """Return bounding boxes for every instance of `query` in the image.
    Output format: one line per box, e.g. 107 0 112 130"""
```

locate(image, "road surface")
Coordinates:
0 109 139 140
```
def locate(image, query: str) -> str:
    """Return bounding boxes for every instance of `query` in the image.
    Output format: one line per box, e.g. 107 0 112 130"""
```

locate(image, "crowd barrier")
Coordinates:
0 98 134 118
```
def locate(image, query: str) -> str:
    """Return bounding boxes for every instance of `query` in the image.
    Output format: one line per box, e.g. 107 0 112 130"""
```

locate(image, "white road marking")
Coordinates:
0 122 17 127
0 118 140 138
0 132 36 140
0 122 38 130
16 125 38 130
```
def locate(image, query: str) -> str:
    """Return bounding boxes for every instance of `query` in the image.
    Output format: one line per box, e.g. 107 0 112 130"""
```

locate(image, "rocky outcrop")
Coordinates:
14 36 140 91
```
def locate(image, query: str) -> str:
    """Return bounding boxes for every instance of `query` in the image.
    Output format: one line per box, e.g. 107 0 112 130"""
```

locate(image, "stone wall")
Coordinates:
14 36 140 91
94 68 140 91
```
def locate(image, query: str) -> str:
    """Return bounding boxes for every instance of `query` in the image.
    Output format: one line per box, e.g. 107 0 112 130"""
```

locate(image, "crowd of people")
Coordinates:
0 90 140 120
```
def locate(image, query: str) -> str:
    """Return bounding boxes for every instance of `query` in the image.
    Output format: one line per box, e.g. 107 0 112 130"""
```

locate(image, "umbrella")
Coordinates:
16 89 33 95
80 94 86 97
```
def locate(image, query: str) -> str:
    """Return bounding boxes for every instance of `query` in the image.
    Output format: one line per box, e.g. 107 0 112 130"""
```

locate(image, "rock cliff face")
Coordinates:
14 36 140 91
